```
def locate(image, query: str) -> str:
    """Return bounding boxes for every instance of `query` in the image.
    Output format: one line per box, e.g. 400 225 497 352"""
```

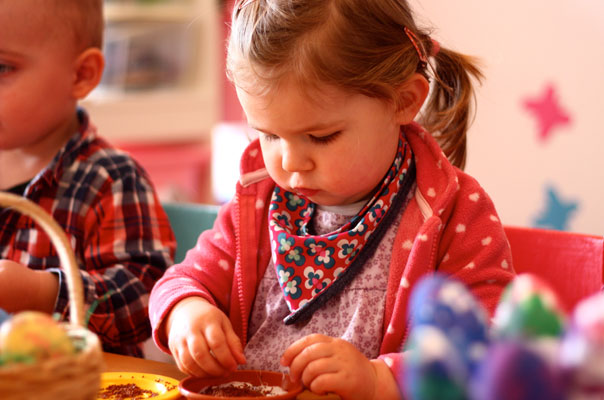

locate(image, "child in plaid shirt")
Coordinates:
0 0 176 357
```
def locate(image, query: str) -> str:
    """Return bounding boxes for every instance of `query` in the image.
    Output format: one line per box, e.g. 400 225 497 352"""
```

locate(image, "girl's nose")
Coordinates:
281 142 313 172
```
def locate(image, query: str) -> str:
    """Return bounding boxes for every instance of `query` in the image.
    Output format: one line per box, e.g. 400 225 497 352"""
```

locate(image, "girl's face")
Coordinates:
237 80 401 206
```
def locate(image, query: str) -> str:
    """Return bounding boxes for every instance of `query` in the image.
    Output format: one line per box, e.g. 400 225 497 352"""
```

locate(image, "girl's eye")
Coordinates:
310 131 341 144
259 130 341 144
261 132 280 142
0 64 15 74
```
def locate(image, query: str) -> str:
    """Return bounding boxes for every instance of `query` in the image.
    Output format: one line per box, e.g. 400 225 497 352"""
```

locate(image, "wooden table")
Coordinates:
102 353 338 400
103 352 186 380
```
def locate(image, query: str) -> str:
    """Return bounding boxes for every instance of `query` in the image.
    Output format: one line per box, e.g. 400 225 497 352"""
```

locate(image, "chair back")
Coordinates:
504 225 604 312
163 202 220 264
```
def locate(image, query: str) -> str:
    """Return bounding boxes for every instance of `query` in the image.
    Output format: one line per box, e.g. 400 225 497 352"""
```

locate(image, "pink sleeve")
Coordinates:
436 173 515 317
149 200 239 351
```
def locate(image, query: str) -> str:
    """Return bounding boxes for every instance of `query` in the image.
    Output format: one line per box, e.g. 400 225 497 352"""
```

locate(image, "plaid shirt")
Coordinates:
0 110 176 356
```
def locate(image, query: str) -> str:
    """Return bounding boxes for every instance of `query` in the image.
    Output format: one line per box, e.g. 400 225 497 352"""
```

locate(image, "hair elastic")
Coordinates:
431 39 440 57
237 0 257 11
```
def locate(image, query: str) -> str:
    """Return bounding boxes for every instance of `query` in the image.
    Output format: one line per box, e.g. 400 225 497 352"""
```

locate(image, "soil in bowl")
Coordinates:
179 370 303 400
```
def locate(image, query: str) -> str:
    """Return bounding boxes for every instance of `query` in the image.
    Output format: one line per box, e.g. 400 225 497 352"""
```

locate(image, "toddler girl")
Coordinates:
150 0 515 398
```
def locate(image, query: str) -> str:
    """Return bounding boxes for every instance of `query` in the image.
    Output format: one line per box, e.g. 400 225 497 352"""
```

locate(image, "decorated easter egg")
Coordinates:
559 292 604 397
403 325 467 400
0 311 74 363
0 308 10 326
469 340 565 400
492 273 566 340
408 274 490 375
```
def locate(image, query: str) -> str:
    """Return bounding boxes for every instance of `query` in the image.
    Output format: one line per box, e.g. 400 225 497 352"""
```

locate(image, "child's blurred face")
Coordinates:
237 79 401 206
0 0 79 150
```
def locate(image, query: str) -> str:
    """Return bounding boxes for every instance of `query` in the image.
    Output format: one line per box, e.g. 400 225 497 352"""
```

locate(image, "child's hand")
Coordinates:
281 334 379 400
166 297 246 377
0 260 58 313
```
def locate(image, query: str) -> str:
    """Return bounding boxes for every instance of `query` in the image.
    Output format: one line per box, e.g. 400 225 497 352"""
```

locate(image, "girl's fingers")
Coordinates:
188 333 231 376
298 357 338 389
173 342 207 377
169 338 190 375
286 340 334 383
306 371 342 396
170 347 187 375
203 323 239 371
224 322 247 365
282 334 329 366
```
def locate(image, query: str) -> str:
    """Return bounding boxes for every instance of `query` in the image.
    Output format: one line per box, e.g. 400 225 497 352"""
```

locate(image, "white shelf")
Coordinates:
83 0 220 144
84 88 218 143
104 3 195 21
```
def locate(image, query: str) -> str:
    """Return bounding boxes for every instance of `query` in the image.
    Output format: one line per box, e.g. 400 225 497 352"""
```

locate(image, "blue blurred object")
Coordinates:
0 307 10 326
403 325 467 400
408 274 490 375
469 340 565 400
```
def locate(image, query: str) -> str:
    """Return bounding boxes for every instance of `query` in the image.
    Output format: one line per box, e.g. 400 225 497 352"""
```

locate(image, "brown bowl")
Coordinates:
179 370 304 399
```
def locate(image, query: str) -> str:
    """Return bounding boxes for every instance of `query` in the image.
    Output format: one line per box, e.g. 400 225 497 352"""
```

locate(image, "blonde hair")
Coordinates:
227 0 483 169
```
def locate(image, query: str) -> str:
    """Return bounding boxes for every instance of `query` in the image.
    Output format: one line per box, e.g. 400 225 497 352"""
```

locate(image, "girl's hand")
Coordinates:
166 297 246 377
281 334 381 400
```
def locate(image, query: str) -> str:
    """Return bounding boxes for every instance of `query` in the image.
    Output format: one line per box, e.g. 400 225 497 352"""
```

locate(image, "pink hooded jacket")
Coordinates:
149 122 515 389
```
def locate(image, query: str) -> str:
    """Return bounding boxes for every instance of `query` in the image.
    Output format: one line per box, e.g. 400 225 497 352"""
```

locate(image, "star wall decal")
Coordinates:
533 185 578 231
522 83 572 143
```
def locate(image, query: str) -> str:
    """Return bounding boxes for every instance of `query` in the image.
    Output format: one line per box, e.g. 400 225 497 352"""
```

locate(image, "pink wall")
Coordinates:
221 0 244 122
409 0 604 234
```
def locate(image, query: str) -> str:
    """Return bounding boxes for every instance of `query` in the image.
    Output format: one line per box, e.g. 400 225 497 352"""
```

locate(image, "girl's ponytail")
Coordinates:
420 45 483 170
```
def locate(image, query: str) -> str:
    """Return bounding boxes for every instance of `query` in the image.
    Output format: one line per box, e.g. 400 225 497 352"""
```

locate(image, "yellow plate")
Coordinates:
98 372 180 399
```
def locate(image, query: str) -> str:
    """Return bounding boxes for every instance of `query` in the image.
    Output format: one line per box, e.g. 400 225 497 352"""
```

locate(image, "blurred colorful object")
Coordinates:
404 325 467 400
402 274 604 400
408 274 490 374
559 292 604 399
492 273 566 340
0 308 9 326
469 340 565 400
403 274 491 400
0 311 74 364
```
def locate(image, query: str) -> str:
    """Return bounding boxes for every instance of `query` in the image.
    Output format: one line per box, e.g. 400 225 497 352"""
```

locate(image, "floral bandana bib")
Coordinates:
268 130 416 324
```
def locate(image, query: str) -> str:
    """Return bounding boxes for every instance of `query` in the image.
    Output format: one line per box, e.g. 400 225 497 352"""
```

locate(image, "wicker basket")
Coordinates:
0 192 104 400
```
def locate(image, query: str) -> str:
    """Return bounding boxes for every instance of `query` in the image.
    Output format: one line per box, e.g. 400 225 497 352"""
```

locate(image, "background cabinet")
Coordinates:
83 0 220 144
82 1 221 203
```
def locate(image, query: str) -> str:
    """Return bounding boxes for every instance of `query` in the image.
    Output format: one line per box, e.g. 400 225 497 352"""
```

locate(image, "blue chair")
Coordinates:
162 202 220 264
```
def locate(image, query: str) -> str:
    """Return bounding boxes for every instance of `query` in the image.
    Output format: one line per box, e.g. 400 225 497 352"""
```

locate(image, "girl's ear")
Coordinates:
71 48 105 99
394 73 430 125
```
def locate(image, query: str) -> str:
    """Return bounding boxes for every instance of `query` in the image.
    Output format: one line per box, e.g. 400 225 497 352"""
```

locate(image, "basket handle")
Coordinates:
0 192 85 327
